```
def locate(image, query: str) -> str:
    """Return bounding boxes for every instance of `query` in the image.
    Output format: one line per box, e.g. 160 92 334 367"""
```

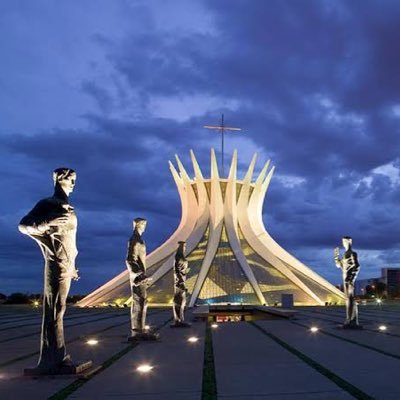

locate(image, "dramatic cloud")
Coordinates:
1 0 400 294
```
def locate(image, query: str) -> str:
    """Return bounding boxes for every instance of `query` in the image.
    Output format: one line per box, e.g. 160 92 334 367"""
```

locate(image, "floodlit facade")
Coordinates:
78 149 345 307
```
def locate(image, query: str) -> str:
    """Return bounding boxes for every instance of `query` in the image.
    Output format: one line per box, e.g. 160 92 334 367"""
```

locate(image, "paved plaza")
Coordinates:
1 304 400 399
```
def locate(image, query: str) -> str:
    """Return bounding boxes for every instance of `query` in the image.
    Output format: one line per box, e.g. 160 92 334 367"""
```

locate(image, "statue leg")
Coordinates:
38 264 70 369
171 290 190 327
131 285 147 331
180 290 186 322
57 277 72 363
344 282 351 324
140 285 148 329
173 291 182 322
130 287 140 331
348 284 358 325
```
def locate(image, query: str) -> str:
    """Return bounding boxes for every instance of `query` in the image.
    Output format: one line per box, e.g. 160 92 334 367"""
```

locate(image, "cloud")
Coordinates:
2 1 400 293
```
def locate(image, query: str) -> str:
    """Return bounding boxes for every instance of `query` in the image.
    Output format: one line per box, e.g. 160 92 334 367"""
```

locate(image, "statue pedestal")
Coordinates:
24 360 93 376
336 323 363 330
170 321 191 328
127 331 159 342
342 323 363 330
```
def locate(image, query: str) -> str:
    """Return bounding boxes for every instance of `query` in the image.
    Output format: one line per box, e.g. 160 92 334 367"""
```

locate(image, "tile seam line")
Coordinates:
47 316 173 400
0 309 166 369
202 322 218 400
249 321 374 400
0 310 120 332
0 313 129 344
299 309 400 325
216 388 350 398
291 320 400 360
297 312 400 338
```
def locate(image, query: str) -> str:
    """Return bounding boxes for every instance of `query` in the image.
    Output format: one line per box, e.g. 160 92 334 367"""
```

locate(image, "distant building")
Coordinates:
382 268 400 298
355 267 400 298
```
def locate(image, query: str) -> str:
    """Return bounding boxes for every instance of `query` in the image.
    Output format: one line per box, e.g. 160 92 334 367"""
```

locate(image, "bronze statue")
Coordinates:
19 168 91 374
126 218 158 341
334 236 361 329
171 241 191 328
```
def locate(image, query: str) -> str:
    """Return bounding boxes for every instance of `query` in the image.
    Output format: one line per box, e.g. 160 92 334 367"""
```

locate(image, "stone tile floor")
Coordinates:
1 304 399 399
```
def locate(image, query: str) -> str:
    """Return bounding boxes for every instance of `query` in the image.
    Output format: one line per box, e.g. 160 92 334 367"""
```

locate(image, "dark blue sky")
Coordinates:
2 0 400 295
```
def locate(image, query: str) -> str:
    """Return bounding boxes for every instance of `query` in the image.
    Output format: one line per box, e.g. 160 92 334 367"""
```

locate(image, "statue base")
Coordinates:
339 323 363 330
170 321 192 328
127 331 159 342
24 360 93 376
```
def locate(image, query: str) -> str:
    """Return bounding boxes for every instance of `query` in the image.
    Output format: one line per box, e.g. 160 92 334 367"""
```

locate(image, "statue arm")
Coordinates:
18 200 64 255
18 201 50 235
352 251 360 268
334 247 342 268
126 241 147 285
18 199 69 236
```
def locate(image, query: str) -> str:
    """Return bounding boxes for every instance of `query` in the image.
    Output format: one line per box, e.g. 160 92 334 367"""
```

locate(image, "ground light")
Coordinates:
211 323 218 329
144 325 150 330
378 325 387 332
136 364 154 373
188 336 199 343
86 339 99 346
33 301 39 307
310 326 319 333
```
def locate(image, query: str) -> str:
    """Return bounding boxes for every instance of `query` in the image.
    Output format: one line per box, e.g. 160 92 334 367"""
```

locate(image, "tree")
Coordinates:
6 293 30 304
375 282 386 297
364 282 386 298
365 285 374 296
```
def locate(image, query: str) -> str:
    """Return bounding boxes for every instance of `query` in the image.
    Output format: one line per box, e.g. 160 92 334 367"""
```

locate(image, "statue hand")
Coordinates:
334 247 340 259
40 214 70 235
47 214 70 228
334 247 342 268
134 275 152 286
145 276 153 287
72 268 80 281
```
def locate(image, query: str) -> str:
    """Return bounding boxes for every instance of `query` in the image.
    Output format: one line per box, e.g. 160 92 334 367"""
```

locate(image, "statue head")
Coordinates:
178 241 186 253
53 168 76 196
133 218 147 235
176 241 186 259
342 236 352 251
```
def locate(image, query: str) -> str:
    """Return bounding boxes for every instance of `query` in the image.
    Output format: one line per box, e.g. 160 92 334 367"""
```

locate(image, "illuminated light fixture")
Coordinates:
376 299 382 304
33 300 39 307
378 325 387 331
310 326 319 333
136 364 153 373
188 336 199 343
144 325 150 330
211 323 218 329
86 339 99 346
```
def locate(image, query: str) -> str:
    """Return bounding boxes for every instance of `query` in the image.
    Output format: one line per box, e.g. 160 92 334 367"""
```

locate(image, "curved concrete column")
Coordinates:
79 149 345 307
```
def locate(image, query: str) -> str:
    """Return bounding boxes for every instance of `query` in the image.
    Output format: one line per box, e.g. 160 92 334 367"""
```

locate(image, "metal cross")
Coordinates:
204 114 241 176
